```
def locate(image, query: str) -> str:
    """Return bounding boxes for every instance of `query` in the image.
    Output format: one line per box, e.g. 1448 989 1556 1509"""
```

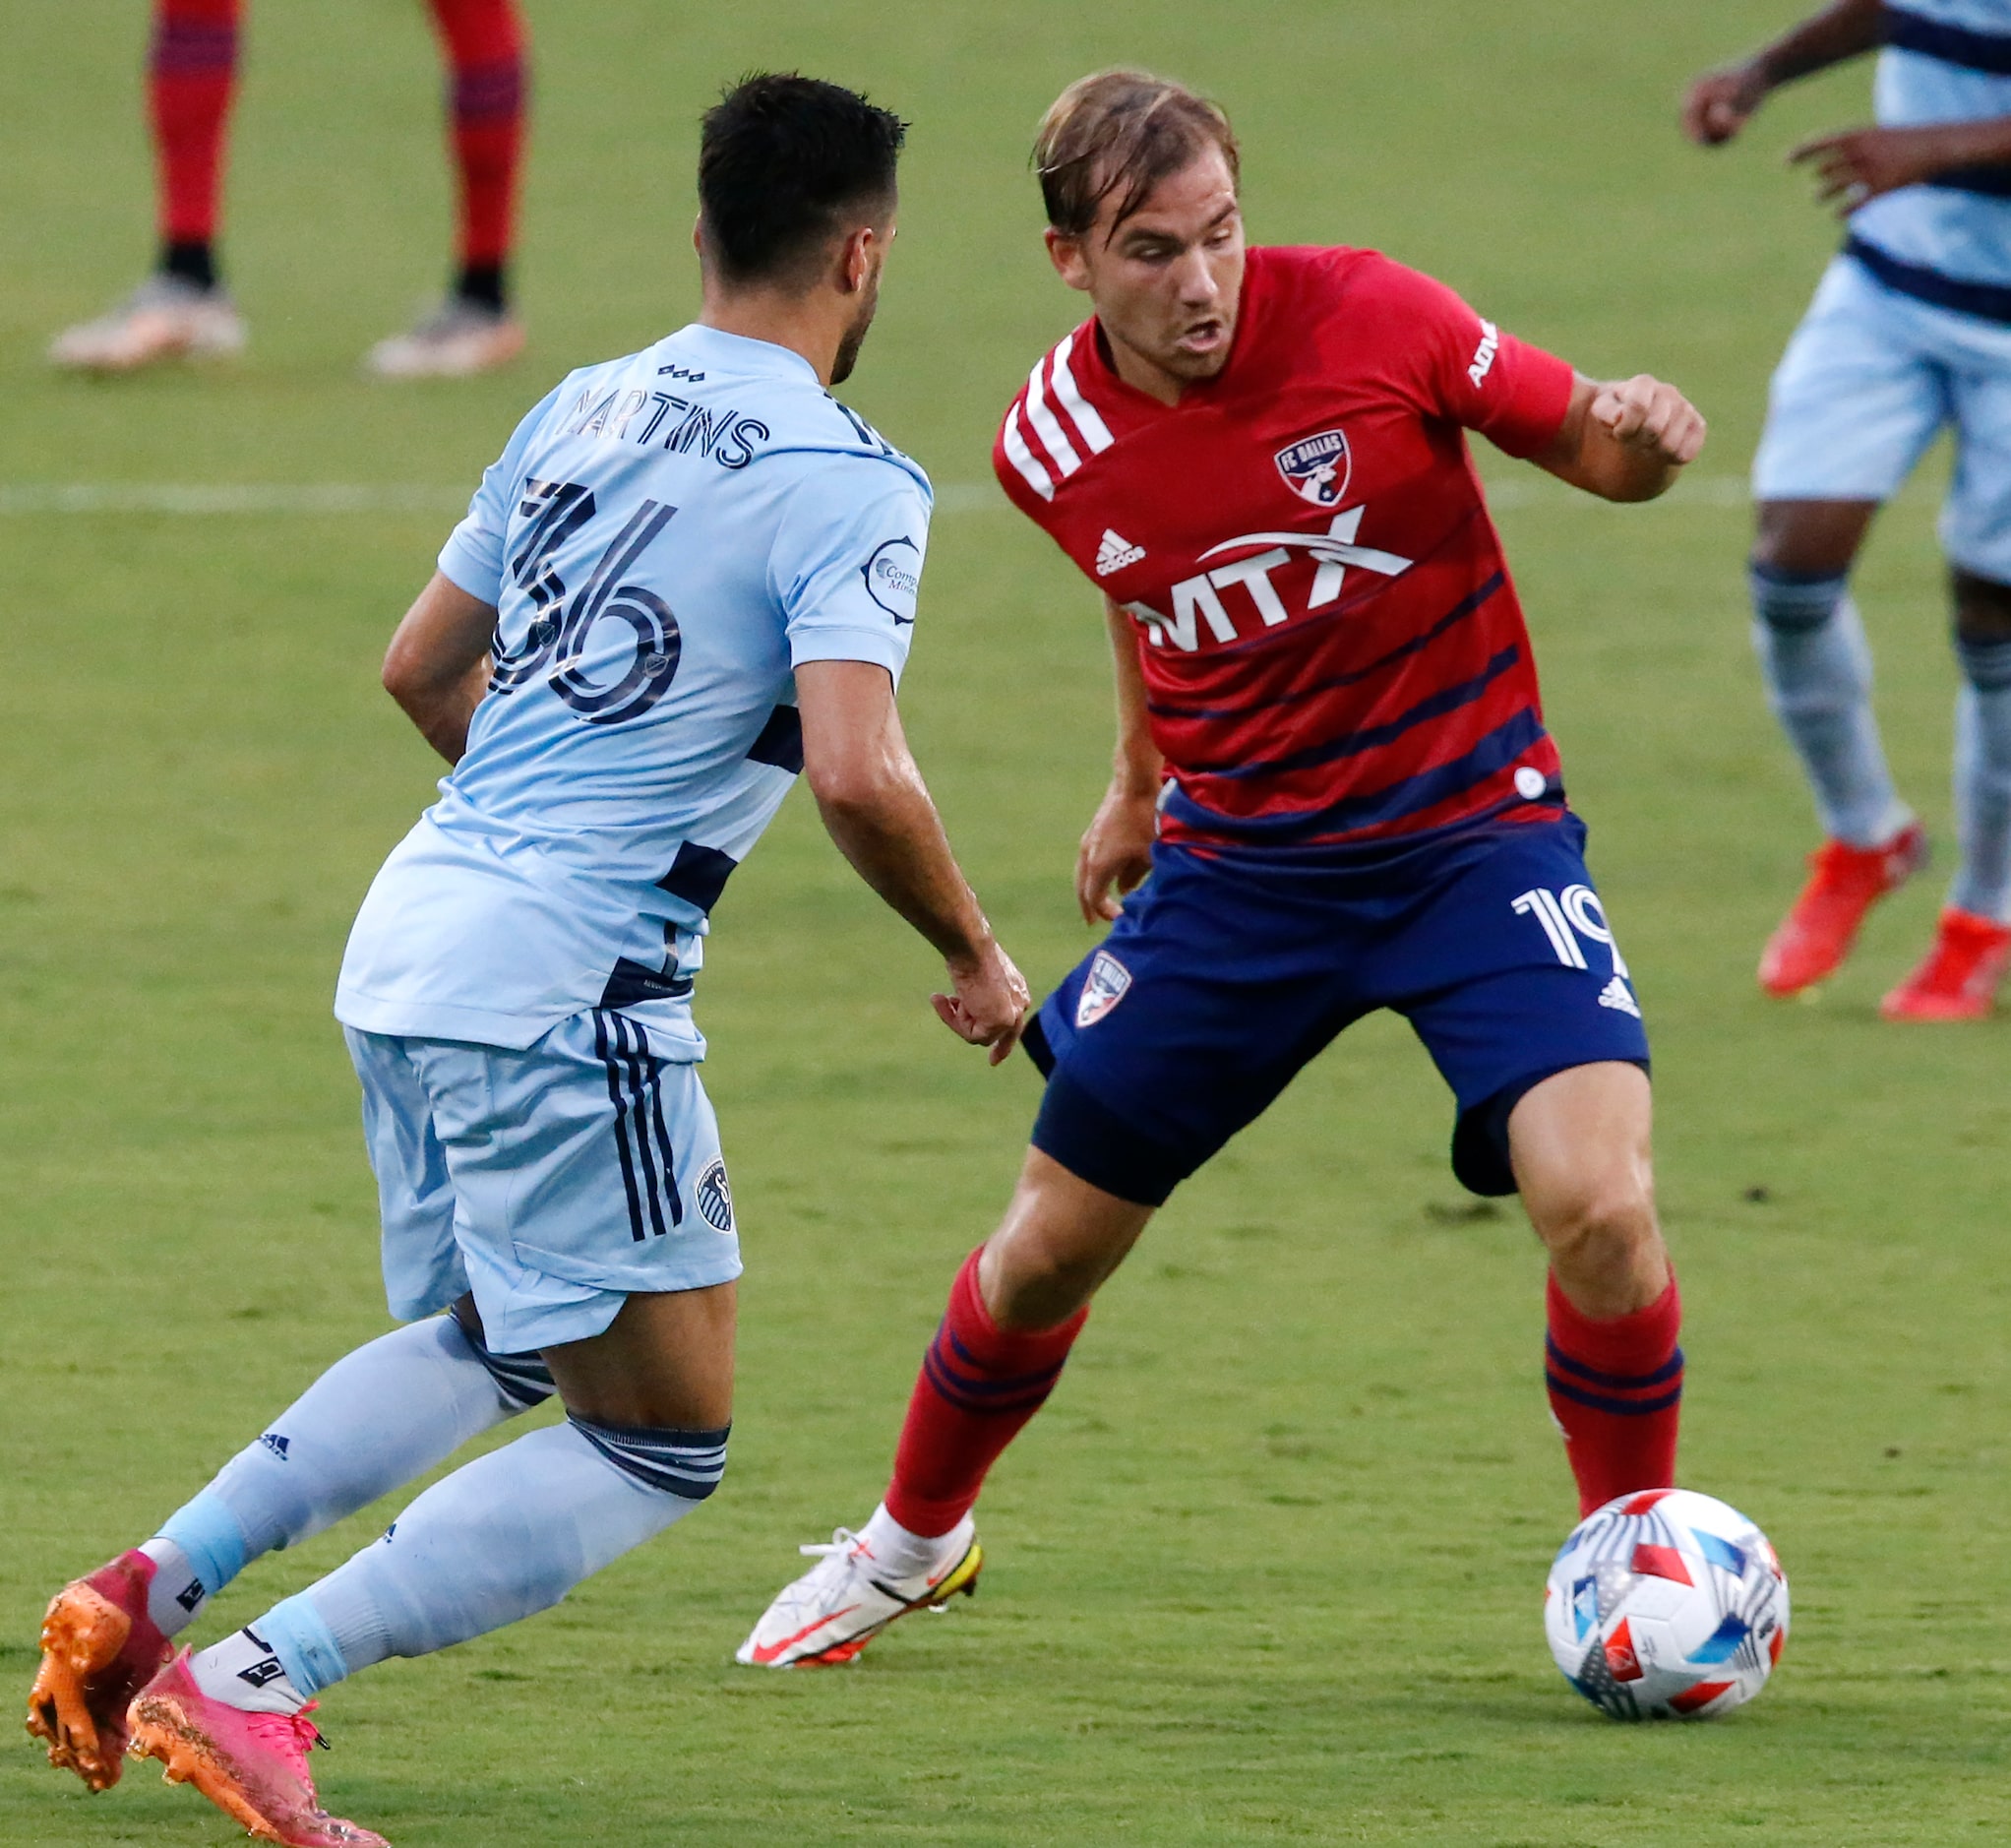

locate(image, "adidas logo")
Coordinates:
260 1432 289 1460
1095 529 1145 577
1597 975 1641 1018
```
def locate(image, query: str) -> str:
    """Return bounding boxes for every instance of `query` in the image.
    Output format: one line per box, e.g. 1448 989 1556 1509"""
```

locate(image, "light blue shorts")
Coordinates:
1754 253 2011 584
346 1010 742 1356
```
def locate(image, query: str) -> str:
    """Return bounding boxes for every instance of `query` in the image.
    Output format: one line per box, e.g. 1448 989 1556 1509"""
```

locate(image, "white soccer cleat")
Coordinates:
736 1523 982 1668
48 277 246 373
363 299 524 379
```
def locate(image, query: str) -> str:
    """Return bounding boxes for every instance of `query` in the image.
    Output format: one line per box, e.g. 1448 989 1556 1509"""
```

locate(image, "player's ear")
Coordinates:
837 225 875 295
1045 226 1092 293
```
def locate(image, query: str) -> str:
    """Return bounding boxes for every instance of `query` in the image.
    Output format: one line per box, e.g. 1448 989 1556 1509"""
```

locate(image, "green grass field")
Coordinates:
7 2 2011 1842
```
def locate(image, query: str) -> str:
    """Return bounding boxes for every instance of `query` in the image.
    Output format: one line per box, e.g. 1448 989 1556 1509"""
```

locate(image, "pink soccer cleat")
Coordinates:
126 1651 387 1848
1881 907 2011 1020
25 1550 171 1791
1758 823 1927 997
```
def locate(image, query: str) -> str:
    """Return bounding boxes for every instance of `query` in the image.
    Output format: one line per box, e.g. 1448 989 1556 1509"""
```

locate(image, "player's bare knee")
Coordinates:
1531 1172 1659 1277
1751 499 1874 580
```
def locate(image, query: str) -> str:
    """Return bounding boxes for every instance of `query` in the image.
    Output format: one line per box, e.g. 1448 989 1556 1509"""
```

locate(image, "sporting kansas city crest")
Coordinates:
1075 950 1132 1028
1274 428 1352 508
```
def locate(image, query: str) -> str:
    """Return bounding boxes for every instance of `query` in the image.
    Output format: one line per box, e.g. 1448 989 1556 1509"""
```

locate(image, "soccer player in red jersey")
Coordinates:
49 0 528 378
740 69 1708 1669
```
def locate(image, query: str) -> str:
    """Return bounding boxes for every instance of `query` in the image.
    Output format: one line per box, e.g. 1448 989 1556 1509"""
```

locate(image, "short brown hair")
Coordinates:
1034 69 1240 238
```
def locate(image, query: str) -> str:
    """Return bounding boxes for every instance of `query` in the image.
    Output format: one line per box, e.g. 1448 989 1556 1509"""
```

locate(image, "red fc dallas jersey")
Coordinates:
992 244 1576 853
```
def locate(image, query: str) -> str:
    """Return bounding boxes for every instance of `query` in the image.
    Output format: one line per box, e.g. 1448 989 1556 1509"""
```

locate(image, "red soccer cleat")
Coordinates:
1880 907 2011 1020
127 1651 387 1848
25 1550 171 1792
1757 824 1927 997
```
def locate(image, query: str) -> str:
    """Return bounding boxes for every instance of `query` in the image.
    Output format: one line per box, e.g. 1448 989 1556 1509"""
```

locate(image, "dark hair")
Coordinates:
699 74 908 286
1035 69 1240 238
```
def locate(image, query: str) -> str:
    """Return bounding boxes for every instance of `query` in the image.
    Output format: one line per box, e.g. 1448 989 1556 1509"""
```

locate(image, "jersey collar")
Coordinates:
663 323 823 383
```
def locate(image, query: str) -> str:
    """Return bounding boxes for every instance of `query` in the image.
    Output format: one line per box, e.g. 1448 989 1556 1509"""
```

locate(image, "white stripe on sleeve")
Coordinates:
1022 362 1082 477
1048 333 1114 454
1001 406 1057 502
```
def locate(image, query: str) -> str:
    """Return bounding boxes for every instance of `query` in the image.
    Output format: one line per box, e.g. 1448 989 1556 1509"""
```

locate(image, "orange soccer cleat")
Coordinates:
1880 907 2011 1020
1757 823 1928 998
127 1651 387 1848
26 1550 171 1791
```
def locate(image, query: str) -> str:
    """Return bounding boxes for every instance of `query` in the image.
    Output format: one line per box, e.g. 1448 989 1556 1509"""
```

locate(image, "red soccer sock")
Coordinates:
425 0 526 297
1545 1272 1683 1517
884 1248 1088 1538
149 0 241 252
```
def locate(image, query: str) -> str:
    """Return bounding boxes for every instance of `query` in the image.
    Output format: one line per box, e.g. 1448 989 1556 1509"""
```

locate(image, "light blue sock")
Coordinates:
1949 635 2011 921
1750 566 1913 847
150 1317 544 1632
251 1418 728 1697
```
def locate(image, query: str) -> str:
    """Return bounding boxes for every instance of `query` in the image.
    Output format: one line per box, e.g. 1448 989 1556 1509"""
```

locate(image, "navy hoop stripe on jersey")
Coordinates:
1883 3 2011 76
1145 570 1507 725
1845 233 2011 324
1161 708 1549 845
1196 645 1524 781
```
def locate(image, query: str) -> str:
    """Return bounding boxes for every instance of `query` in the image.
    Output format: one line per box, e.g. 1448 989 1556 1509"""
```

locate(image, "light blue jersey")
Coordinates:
335 324 931 1057
1850 1 2011 312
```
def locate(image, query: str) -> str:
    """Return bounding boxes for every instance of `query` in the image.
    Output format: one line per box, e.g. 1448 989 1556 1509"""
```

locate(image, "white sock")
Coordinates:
137 1537 211 1638
188 1625 310 1716
857 1503 973 1582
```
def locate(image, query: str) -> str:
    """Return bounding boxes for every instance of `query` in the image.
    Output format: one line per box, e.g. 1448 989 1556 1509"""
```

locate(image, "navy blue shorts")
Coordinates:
1024 814 1648 1206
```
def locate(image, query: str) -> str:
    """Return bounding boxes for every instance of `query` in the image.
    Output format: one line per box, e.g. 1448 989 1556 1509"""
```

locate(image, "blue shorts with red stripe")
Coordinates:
1022 811 1648 1206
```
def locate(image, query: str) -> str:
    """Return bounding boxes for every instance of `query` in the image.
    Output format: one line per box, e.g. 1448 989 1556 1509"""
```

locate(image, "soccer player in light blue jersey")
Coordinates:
24 74 1026 1846
1688 0 2011 1017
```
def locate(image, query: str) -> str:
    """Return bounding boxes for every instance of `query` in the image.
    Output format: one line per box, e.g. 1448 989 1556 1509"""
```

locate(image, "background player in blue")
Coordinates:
1688 0 2011 1017
23 74 1026 1846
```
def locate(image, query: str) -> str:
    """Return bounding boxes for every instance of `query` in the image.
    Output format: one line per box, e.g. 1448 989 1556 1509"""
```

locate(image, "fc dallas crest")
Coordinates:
1273 428 1352 508
1075 950 1132 1027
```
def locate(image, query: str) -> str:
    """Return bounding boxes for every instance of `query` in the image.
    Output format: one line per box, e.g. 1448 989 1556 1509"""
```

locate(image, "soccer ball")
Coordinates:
1544 1488 1788 1720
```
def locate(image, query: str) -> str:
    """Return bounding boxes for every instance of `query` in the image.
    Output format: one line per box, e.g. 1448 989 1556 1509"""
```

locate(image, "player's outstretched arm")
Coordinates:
381 571 499 765
1682 0 1882 147
1534 373 1705 505
796 658 1029 1064
1075 596 1163 926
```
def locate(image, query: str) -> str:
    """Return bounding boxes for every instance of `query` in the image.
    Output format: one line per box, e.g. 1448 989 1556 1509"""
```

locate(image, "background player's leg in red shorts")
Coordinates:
365 0 529 378
739 1060 1681 1666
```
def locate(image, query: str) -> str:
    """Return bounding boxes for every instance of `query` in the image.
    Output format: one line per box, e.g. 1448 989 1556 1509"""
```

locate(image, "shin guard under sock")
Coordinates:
1544 1273 1683 1518
884 1248 1088 1538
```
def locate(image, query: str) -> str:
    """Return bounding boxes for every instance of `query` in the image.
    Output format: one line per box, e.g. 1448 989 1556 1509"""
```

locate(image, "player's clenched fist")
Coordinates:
1681 63 1769 147
933 939 1030 1065
1591 376 1706 466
